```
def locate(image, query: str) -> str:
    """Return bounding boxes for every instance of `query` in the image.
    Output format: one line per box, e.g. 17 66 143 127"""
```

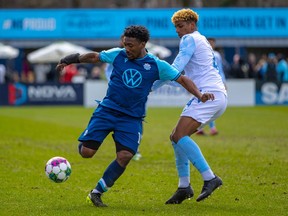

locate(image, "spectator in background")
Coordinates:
229 53 249 78
207 38 226 84
21 58 34 83
255 54 268 80
276 53 288 82
247 53 257 79
196 38 226 136
0 64 6 83
222 56 231 79
90 66 102 80
77 65 89 80
264 53 278 82
45 63 58 82
59 64 78 83
33 64 50 83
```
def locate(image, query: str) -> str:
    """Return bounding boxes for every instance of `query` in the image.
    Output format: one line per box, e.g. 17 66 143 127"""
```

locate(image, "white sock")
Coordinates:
201 169 215 181
92 189 101 194
178 176 190 188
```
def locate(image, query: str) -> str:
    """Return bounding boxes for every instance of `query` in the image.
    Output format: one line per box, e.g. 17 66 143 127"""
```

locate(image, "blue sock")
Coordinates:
172 141 190 178
96 160 125 193
209 121 215 129
177 136 210 173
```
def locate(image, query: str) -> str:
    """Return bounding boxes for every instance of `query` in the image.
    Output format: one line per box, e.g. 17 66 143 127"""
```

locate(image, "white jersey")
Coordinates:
172 31 227 95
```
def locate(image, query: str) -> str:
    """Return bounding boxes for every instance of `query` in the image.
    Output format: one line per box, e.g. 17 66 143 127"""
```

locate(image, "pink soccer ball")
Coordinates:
45 156 72 183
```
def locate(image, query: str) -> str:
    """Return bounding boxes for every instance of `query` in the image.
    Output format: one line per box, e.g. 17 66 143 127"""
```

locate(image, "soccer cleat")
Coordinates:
86 191 108 207
210 128 219 136
165 185 194 204
132 152 142 161
196 175 223 202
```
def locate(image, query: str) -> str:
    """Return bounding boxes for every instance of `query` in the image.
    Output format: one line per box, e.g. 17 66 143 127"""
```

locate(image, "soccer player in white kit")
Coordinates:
196 37 227 136
165 8 228 204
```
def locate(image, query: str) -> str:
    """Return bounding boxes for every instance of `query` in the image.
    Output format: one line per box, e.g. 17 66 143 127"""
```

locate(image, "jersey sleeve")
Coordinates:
151 80 181 91
156 58 181 81
172 34 196 72
99 48 123 64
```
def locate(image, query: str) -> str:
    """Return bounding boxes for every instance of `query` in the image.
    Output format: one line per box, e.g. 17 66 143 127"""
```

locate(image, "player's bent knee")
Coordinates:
116 150 133 167
80 145 96 158
169 134 174 142
79 140 100 158
170 129 180 143
170 133 179 143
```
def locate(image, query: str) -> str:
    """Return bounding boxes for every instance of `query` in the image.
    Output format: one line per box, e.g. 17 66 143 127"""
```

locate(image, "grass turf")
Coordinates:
0 106 287 216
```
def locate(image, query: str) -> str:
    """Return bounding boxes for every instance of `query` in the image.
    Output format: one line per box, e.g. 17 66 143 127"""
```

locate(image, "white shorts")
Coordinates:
181 91 228 129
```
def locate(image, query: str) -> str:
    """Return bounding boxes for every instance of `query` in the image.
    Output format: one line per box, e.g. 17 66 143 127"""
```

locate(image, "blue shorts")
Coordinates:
78 105 143 154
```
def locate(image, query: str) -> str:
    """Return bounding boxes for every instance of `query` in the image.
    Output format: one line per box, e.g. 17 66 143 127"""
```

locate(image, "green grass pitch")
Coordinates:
0 106 287 216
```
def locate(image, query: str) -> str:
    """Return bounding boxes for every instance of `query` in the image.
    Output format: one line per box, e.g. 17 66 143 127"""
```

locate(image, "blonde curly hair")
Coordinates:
171 8 199 24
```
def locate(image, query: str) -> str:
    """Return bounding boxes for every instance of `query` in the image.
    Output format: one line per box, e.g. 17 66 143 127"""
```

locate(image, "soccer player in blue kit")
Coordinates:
104 35 142 161
56 25 214 207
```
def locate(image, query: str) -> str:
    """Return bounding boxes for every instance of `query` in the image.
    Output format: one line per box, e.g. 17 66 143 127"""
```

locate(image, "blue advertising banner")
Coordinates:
256 81 288 105
0 8 287 39
0 83 84 106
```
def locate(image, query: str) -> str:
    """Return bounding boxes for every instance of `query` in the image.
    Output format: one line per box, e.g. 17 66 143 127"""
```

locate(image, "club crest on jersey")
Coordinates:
122 69 142 88
143 63 151 70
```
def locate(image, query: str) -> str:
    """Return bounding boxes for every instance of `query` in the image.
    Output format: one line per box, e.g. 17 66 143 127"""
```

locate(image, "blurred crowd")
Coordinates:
0 60 105 84
0 51 287 84
225 52 288 82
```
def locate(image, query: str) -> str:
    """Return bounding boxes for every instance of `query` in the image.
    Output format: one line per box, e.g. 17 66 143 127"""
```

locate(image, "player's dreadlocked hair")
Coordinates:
171 8 199 24
124 25 150 43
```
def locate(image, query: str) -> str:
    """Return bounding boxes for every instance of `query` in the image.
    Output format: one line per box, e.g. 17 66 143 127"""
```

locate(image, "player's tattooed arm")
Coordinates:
56 52 100 72
79 52 100 64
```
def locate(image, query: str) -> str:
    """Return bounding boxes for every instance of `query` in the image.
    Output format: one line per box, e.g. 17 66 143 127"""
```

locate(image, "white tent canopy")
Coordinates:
27 41 93 64
27 41 172 64
0 43 19 59
146 42 172 59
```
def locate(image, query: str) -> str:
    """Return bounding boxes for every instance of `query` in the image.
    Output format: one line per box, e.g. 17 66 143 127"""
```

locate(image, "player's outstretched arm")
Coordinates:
176 75 214 103
56 52 100 72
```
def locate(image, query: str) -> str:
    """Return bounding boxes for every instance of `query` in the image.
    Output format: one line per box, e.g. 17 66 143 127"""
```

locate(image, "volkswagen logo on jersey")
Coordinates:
122 69 142 88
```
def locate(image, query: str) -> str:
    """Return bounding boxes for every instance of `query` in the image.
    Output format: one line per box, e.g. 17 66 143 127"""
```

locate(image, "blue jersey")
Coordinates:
99 48 181 117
